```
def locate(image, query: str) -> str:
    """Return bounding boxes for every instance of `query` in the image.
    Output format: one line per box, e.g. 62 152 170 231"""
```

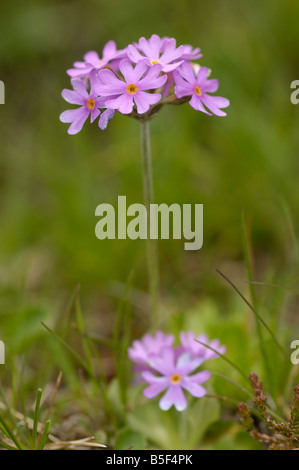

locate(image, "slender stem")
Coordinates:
140 120 159 328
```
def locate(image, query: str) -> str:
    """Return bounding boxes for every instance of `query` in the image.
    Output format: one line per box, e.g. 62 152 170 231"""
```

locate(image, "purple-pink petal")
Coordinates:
106 94 134 114
138 65 166 90
202 78 219 93
83 51 101 65
181 45 203 60
200 95 229 116
148 347 175 375
99 109 115 131
61 89 85 105
90 107 101 123
59 107 86 123
132 60 149 82
182 381 207 398
96 70 126 95
178 62 196 84
127 44 145 64
197 66 211 84
102 40 117 59
143 382 169 399
159 386 187 411
189 95 212 114
71 79 89 99
186 370 211 384
67 108 90 135
119 59 136 83
134 91 161 114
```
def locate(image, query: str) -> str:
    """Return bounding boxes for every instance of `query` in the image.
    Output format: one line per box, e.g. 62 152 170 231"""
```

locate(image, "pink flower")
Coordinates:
60 75 103 134
128 331 175 366
180 331 226 360
173 61 230 116
95 59 167 114
142 348 210 411
60 70 114 134
67 40 126 78
181 44 203 61
127 34 185 73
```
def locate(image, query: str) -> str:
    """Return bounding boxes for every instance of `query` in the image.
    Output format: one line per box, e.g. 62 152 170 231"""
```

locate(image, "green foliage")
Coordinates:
1 0 299 450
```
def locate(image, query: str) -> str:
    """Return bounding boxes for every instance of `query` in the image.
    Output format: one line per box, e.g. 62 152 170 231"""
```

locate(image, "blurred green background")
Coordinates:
0 0 299 403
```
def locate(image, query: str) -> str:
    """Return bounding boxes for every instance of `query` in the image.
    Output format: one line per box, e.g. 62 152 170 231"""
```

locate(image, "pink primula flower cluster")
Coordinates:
60 35 230 134
128 330 226 411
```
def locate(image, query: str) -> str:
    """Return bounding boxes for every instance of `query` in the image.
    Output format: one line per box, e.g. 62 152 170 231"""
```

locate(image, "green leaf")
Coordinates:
187 396 220 448
115 428 146 450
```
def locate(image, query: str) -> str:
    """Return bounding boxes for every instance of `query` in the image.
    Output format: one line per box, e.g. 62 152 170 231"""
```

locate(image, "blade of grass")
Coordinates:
215 269 284 354
211 372 253 397
248 281 299 297
0 439 17 450
242 210 273 390
37 420 51 450
32 388 42 448
0 383 17 427
194 339 249 382
71 326 114 348
211 372 286 423
41 322 94 377
0 416 24 450
75 286 93 373
36 372 62 448
279 197 299 261
113 270 134 409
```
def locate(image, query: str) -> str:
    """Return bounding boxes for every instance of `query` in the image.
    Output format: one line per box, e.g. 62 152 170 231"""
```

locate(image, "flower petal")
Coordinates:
185 370 211 384
95 70 126 95
178 62 196 84
59 107 86 123
201 94 229 116
159 386 187 411
133 60 150 81
71 79 88 99
202 79 219 93
182 381 207 398
90 107 101 123
148 347 175 375
89 68 101 91
197 66 211 84
189 95 212 114
61 89 85 105
144 382 169 399
67 108 89 134
83 51 101 65
134 91 160 114
105 94 134 114
138 65 167 90
148 34 163 58
127 44 145 64
119 59 135 83
162 61 184 73
102 40 117 59
98 108 115 130
67 67 91 78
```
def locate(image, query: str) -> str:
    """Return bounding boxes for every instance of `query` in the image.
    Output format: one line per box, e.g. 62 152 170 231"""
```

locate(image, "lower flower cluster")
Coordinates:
128 331 226 411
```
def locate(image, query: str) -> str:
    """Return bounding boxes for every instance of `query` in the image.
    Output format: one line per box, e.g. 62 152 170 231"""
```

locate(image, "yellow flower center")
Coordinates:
194 85 202 96
87 98 96 110
151 60 160 65
126 83 138 94
170 373 181 385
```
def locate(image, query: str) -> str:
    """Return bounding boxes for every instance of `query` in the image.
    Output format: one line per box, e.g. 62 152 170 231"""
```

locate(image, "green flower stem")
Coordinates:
140 120 159 328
